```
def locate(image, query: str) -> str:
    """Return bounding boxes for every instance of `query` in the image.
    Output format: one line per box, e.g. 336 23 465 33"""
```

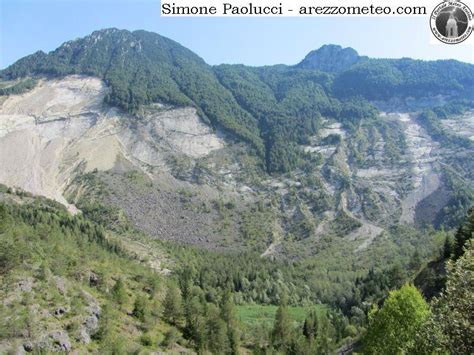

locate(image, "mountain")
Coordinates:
0 27 473 354
0 27 473 244
2 29 474 174
1 28 264 155
296 44 363 72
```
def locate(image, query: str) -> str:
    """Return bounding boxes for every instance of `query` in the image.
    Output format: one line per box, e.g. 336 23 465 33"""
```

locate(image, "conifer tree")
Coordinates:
453 208 474 260
111 278 128 308
163 282 183 325
429 241 474 354
221 291 240 355
272 296 292 351
207 304 228 354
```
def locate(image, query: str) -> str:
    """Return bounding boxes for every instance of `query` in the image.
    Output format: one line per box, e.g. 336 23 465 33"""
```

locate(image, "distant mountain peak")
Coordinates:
297 44 363 73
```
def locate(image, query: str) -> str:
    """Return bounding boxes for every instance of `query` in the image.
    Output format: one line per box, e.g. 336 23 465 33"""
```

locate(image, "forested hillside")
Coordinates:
1 187 472 353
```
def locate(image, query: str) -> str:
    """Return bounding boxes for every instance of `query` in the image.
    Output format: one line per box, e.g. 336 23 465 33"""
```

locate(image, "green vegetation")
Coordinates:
334 58 474 99
214 64 378 172
329 211 362 237
0 188 473 353
363 284 430 354
240 201 277 250
372 209 474 355
433 99 474 119
0 77 37 96
0 192 170 352
0 188 358 353
426 240 474 354
1 27 473 353
68 170 446 312
236 305 320 327
418 109 473 149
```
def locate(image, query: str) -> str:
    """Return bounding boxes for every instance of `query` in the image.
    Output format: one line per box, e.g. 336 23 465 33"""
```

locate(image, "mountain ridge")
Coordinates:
2 28 473 175
4 28 474 71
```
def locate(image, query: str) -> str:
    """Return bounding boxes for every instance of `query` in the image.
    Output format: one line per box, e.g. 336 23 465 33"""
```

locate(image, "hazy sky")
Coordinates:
1 0 473 69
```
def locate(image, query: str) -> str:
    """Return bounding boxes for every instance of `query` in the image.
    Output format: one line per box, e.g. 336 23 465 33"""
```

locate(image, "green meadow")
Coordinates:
236 304 327 327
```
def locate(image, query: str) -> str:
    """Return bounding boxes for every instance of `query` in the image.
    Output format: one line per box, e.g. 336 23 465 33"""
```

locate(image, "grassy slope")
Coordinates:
236 305 326 328
0 187 181 353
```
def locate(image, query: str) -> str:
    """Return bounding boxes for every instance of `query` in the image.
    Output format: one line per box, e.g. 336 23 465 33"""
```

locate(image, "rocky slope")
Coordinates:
0 29 473 259
1 73 472 256
0 76 224 212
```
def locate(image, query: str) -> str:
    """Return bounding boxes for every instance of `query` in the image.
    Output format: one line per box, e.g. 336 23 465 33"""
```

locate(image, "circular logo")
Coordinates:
431 1 473 44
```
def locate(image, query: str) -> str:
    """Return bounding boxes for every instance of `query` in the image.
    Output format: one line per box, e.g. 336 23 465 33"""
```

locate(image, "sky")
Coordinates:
0 0 473 69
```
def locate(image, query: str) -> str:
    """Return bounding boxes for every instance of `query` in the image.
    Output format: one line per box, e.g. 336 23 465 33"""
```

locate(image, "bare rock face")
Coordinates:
77 290 101 343
441 111 474 142
395 113 441 224
0 76 224 212
144 106 224 158
50 331 71 352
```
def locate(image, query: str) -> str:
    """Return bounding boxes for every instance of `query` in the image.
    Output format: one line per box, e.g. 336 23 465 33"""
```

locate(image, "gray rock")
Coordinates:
54 276 67 295
84 314 99 334
23 341 33 352
50 331 71 352
17 278 34 292
76 327 91 344
80 290 96 303
85 303 101 317
89 272 100 287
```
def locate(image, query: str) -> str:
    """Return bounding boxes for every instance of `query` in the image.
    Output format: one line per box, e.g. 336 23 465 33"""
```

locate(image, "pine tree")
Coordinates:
453 209 474 260
272 296 292 351
443 236 453 259
132 295 150 323
94 303 113 341
316 312 333 354
111 278 128 308
163 282 183 325
178 267 194 302
302 309 318 341
221 291 240 355
409 250 422 271
429 241 474 354
184 296 207 351
207 304 228 354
